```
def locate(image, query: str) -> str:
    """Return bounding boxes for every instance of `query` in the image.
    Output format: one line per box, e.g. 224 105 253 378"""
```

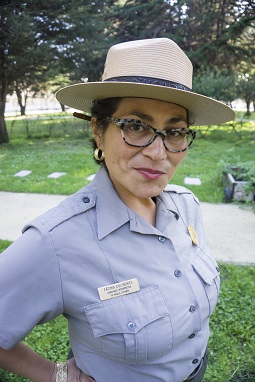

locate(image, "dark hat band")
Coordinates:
104 76 191 92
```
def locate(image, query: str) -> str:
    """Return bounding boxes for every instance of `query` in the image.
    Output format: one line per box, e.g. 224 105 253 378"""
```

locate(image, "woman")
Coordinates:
0 38 234 382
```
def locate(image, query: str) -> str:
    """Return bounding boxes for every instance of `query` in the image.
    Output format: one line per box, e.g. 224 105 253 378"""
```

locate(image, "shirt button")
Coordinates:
127 322 136 331
189 305 196 313
158 236 166 243
82 196 90 203
192 358 199 364
216 266 220 272
174 270 182 278
188 333 196 339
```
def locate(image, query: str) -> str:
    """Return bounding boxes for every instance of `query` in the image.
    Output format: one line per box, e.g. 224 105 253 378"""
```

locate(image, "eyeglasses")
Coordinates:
103 117 196 153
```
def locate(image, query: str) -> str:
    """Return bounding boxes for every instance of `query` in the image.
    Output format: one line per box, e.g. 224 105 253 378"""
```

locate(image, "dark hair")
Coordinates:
91 98 122 165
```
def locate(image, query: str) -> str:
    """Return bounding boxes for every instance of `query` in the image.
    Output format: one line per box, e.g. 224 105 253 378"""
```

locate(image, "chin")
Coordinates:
141 185 166 199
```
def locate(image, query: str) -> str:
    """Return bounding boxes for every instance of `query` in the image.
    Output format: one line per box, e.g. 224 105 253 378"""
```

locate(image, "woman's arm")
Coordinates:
0 342 55 382
0 343 96 382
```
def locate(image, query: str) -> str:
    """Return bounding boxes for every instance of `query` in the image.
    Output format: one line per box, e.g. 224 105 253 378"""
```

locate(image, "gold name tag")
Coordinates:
98 278 140 301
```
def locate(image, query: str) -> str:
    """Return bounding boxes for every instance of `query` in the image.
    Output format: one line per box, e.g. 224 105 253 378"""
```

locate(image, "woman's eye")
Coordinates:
167 130 182 137
128 123 145 132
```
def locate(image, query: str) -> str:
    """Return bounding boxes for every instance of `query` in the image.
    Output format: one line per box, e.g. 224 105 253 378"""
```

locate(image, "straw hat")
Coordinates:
56 38 235 125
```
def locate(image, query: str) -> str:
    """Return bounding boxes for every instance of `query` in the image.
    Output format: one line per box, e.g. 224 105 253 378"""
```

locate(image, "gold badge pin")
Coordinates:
188 225 199 246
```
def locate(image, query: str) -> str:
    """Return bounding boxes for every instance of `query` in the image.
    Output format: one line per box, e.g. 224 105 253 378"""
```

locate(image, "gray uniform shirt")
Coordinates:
0 167 220 382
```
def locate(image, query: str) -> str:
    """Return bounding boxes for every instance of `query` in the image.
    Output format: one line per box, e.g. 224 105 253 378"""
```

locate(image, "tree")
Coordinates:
193 67 237 106
0 0 118 143
178 0 255 72
1 0 254 144
236 73 255 115
108 0 185 42
9 64 50 116
56 0 116 83
43 73 73 112
109 0 255 73
0 0 75 143
109 0 255 106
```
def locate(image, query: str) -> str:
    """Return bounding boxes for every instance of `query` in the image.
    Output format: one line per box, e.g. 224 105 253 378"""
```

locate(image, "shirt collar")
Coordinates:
91 167 179 240
92 167 130 239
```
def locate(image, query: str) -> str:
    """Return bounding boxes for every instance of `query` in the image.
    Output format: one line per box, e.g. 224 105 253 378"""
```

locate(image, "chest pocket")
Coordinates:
84 285 173 365
192 255 220 316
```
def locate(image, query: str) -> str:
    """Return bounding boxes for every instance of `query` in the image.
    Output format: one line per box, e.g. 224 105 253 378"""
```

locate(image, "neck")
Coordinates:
124 196 157 227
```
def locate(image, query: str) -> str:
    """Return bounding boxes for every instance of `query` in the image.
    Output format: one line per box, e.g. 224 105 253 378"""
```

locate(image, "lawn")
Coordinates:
0 112 255 381
0 112 255 202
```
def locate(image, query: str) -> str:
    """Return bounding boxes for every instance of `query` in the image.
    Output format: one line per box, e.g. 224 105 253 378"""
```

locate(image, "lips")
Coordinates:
135 167 165 180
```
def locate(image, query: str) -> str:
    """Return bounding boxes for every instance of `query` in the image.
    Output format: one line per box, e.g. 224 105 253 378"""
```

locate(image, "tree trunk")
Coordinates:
0 97 9 143
245 100 251 116
0 114 9 143
16 87 27 116
20 105 26 116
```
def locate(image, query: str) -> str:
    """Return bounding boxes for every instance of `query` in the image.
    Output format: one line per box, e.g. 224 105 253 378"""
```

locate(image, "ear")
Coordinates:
91 117 104 149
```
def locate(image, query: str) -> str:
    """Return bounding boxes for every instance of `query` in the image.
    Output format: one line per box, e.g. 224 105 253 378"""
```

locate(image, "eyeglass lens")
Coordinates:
122 121 194 151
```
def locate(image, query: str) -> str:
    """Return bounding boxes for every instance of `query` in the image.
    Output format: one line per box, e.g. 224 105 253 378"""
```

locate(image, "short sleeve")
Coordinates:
0 226 64 349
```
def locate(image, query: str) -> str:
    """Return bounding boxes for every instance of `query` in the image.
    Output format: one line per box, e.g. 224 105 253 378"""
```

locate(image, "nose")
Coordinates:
141 135 167 161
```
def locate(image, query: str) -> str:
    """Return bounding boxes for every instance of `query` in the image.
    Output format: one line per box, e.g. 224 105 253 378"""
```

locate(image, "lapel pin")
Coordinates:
188 225 199 246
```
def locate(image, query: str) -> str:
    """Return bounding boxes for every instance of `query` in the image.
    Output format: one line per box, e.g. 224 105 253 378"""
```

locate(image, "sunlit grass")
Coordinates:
0 113 255 202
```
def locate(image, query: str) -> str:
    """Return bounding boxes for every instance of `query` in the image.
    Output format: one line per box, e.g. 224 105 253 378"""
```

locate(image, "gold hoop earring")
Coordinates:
94 148 105 161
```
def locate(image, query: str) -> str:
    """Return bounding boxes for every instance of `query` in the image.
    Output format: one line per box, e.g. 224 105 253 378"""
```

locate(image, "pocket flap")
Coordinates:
192 256 220 285
84 285 169 337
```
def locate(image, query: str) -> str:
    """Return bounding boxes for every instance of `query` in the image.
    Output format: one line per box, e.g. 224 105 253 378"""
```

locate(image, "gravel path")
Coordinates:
0 192 254 265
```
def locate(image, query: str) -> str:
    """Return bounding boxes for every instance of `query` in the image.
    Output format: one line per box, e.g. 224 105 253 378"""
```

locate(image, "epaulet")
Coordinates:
22 189 96 234
163 184 192 194
163 184 200 205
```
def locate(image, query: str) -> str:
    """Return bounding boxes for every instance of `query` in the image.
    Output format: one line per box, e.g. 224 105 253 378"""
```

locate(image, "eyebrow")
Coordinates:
127 111 187 124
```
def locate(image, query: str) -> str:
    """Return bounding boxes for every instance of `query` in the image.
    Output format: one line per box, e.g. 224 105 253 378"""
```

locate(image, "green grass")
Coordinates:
0 115 98 194
0 241 254 382
174 122 255 202
1 113 255 202
0 138 97 194
205 263 255 381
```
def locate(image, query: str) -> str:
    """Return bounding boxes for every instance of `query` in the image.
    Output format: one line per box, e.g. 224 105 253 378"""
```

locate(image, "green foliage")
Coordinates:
220 160 255 183
193 67 236 103
0 0 74 142
173 120 255 203
219 159 255 198
236 73 255 115
0 316 69 382
63 0 116 83
183 0 255 71
1 0 255 143
204 263 255 382
0 240 12 253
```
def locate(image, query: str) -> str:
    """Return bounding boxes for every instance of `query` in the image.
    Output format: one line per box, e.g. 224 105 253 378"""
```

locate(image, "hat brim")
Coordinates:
56 82 235 126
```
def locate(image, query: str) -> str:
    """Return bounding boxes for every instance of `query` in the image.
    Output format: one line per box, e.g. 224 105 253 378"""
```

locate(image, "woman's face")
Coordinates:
93 97 188 205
